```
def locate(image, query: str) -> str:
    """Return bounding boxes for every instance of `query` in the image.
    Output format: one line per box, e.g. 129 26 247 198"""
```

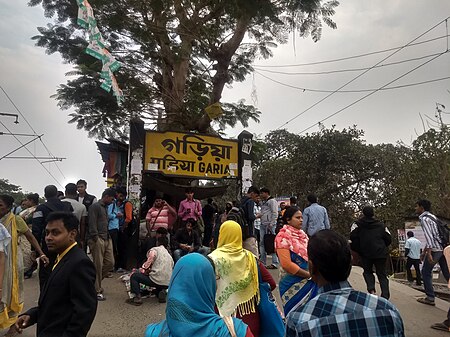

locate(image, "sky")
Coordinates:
0 1 450 198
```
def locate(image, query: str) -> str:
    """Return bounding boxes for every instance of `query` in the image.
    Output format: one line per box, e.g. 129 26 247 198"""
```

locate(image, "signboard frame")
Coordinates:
143 130 239 180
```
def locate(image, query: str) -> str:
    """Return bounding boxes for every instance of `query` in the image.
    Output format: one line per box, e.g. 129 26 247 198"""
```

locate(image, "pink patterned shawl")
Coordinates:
275 225 309 261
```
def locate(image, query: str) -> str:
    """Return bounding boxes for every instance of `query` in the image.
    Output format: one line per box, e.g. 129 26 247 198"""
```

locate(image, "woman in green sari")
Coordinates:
0 195 48 335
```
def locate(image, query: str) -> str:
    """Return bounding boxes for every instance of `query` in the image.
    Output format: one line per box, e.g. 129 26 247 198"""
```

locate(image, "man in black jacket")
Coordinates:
350 205 392 299
15 212 97 337
77 179 97 248
240 186 259 237
172 219 209 262
32 185 73 289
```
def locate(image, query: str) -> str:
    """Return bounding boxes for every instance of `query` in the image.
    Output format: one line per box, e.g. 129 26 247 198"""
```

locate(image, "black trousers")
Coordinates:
361 257 390 300
406 257 422 285
116 229 129 269
202 221 213 246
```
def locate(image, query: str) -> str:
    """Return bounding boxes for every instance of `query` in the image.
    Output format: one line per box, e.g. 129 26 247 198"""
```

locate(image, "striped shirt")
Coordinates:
286 281 405 337
146 206 170 231
419 211 443 251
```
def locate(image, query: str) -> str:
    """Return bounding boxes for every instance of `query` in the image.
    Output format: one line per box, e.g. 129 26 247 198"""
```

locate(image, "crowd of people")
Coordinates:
2 179 450 336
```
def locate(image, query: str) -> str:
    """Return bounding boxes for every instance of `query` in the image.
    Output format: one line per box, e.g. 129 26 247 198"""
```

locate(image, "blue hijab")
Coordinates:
144 253 248 337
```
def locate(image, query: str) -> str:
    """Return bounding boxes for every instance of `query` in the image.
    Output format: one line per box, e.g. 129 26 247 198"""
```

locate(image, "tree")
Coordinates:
389 123 450 219
29 0 339 138
253 127 404 234
0 179 27 204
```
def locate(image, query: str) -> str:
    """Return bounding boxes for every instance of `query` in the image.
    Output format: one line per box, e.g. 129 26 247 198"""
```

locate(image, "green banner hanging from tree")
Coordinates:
76 0 124 104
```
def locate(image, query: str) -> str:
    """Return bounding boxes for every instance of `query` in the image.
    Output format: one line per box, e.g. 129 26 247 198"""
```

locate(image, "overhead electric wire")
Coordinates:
297 52 447 135
255 69 450 93
0 85 66 179
0 135 43 160
254 51 445 75
275 17 450 130
0 120 64 187
255 34 450 68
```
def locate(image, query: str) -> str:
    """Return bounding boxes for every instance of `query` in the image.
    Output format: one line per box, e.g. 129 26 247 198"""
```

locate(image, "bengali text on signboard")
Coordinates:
144 131 239 179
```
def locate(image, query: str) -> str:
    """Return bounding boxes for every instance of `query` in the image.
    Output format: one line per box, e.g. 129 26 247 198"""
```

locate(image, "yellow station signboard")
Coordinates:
144 131 239 179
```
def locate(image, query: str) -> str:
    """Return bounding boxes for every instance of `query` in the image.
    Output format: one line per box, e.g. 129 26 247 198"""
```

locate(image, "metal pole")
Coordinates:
0 112 19 124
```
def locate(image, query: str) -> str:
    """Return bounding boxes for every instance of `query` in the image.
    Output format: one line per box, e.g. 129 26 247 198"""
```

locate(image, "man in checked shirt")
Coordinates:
286 230 404 337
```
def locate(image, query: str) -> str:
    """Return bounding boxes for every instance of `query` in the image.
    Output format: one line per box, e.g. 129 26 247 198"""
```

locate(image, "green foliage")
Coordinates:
391 125 450 219
0 179 28 204
253 112 450 241
29 0 339 138
252 127 412 237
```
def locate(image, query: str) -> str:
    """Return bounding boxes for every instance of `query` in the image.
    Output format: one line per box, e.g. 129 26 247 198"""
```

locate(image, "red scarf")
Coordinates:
275 225 309 261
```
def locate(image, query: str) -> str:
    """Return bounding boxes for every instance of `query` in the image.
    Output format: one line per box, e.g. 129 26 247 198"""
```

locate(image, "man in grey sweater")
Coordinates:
258 187 279 268
88 188 116 301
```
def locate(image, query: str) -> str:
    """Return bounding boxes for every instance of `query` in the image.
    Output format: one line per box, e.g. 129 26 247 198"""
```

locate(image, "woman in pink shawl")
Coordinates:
275 206 318 316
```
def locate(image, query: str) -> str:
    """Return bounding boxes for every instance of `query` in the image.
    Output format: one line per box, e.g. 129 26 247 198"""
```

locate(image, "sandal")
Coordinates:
430 322 450 332
125 298 143 306
417 297 435 306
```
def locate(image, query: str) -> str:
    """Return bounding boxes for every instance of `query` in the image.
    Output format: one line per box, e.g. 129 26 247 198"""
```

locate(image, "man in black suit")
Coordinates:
15 212 97 337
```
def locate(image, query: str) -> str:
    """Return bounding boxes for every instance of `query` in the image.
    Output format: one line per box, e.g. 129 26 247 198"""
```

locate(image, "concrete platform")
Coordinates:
5 265 450 336
348 266 449 337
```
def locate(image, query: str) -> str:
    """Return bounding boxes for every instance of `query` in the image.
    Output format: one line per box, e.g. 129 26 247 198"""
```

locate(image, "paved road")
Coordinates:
13 266 450 337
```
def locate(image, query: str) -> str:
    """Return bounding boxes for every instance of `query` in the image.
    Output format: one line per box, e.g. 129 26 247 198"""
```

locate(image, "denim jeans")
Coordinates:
259 223 279 267
422 250 450 300
130 272 166 296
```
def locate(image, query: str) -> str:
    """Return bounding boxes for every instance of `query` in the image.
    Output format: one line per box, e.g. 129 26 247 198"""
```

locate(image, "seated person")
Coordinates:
172 219 209 262
286 230 405 337
139 227 170 265
126 235 173 306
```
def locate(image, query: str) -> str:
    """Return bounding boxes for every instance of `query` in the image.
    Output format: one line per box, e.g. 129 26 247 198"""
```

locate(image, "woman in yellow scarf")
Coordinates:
208 221 259 334
0 195 48 336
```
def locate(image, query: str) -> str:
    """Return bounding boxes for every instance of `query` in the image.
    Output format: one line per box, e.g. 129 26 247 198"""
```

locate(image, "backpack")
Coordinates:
424 214 450 248
240 197 253 223
226 207 249 239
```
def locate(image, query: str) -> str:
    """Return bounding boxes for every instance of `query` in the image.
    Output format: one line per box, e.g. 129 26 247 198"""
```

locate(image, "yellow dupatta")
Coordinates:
208 221 259 317
0 212 24 328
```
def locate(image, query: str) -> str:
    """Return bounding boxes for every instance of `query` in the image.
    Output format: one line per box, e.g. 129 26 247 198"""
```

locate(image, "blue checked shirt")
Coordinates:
286 281 405 337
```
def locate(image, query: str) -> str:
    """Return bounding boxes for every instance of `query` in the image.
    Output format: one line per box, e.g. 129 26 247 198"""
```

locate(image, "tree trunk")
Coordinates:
196 16 251 133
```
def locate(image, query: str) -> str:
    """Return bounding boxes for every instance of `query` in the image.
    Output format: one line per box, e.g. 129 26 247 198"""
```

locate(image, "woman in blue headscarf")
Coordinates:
144 253 254 337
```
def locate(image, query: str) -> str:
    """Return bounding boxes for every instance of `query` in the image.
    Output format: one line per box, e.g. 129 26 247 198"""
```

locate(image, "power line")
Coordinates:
0 135 43 160
0 85 67 179
275 17 449 130
255 69 450 93
298 52 447 135
0 119 64 188
255 33 450 68
254 51 445 76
